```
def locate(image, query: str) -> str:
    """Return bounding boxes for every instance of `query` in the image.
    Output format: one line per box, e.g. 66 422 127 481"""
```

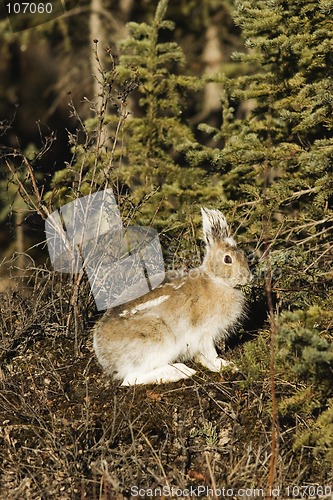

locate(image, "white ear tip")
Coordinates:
201 207 226 219
201 207 231 243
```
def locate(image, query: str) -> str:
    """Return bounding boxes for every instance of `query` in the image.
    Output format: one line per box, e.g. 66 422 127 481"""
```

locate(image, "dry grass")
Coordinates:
0 268 332 499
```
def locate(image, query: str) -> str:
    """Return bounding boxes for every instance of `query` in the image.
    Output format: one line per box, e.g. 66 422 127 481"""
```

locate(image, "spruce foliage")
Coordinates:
202 0 333 466
187 0 333 301
46 0 225 244
114 0 224 231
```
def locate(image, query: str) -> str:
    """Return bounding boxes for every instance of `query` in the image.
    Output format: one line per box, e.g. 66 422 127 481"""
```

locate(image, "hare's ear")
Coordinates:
201 208 235 247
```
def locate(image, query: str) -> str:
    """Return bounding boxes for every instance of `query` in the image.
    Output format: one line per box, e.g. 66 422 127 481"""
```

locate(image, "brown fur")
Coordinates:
93 208 252 385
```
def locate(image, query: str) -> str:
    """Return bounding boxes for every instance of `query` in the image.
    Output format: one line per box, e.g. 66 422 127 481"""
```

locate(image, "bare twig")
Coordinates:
204 451 218 500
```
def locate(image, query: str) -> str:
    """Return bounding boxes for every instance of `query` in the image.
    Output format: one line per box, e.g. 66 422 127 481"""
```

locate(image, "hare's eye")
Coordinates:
224 254 233 264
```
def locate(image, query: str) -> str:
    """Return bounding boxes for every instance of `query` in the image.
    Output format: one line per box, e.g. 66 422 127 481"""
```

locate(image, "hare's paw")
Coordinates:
121 363 196 386
196 353 238 373
215 357 239 373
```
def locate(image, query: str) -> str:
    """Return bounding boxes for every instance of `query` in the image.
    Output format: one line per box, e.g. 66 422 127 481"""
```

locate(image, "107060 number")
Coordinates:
6 3 52 14
286 485 332 497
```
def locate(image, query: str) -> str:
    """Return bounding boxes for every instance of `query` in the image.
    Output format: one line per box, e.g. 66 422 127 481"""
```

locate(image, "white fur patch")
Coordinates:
225 236 237 248
119 309 129 317
121 363 196 386
130 295 170 315
171 282 185 290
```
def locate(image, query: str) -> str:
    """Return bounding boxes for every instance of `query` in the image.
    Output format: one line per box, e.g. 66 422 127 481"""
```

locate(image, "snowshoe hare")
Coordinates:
93 208 252 385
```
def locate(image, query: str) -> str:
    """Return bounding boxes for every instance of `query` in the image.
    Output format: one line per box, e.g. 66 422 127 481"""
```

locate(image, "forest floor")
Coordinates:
0 272 332 499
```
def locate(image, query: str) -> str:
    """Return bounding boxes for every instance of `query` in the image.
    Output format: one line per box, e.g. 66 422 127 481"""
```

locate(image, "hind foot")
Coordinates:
121 363 196 386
